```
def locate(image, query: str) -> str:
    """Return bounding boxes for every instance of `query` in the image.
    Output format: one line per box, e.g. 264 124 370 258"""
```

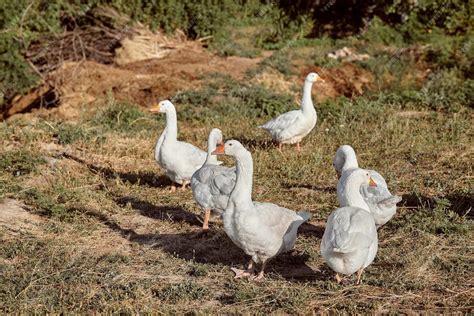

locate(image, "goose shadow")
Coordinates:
282 183 337 194
74 206 319 281
146 230 319 282
62 152 171 188
401 192 473 218
114 195 202 227
299 222 325 239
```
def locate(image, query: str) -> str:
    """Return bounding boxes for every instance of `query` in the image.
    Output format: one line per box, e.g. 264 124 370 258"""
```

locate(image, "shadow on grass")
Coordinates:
74 206 320 282
282 183 337 193
234 136 275 151
62 153 171 188
299 222 325 239
401 192 473 218
114 195 202 227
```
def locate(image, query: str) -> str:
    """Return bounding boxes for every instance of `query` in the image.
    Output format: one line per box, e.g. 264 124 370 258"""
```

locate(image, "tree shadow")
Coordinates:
401 192 473 218
74 206 319 282
114 195 202 227
276 0 398 38
62 152 171 188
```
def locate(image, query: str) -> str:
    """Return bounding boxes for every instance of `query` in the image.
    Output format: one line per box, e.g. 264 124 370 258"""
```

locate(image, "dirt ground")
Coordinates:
6 39 384 121
1 32 472 313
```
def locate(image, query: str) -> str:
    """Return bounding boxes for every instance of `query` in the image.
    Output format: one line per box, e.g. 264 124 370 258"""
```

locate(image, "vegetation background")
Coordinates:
0 0 472 313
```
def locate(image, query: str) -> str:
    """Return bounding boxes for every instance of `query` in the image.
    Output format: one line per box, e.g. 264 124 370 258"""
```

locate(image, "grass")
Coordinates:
0 32 473 313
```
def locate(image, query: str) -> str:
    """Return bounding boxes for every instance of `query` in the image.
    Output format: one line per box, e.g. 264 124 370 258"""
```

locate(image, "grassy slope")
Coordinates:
0 37 473 313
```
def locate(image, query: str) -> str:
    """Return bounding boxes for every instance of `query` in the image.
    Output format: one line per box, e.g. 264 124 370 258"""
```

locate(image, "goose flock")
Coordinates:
150 72 402 283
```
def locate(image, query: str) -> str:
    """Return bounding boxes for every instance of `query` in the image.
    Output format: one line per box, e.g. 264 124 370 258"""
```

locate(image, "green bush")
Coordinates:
1 0 472 113
256 51 294 75
20 187 67 217
395 198 469 235
0 0 94 110
388 0 473 39
173 77 294 120
0 149 45 176
94 95 147 132
363 17 404 46
419 69 473 112
54 123 91 145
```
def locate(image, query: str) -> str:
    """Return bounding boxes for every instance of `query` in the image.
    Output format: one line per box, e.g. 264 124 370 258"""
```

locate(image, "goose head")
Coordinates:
352 169 378 187
333 145 358 178
305 72 325 83
344 168 378 211
209 128 224 147
211 140 247 157
149 100 175 113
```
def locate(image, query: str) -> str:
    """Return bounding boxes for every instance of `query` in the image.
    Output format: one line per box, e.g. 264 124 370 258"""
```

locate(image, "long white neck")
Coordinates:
301 80 315 115
345 175 370 211
163 108 177 141
229 150 254 209
342 150 359 173
154 127 166 160
204 136 219 165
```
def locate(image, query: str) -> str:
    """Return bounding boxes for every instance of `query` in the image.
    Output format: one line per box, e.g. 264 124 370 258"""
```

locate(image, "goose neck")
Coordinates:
342 151 359 173
163 108 177 141
345 175 370 211
155 127 166 160
230 151 254 209
205 136 219 165
301 80 315 114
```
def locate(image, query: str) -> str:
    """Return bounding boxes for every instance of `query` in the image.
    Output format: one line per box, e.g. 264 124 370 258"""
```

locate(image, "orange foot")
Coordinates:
231 267 254 279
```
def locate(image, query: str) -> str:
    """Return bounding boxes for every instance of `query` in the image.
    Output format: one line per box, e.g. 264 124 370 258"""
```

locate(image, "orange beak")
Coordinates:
211 143 225 155
369 177 377 187
149 104 160 113
317 77 326 83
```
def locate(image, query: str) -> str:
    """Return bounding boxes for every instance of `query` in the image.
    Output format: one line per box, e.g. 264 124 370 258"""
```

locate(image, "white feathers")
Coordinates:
259 72 321 145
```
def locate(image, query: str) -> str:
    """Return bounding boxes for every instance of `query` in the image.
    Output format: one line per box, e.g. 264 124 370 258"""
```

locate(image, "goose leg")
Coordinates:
250 261 266 281
181 183 187 191
335 273 342 284
296 142 301 152
231 260 254 279
278 143 283 153
170 185 177 193
202 208 211 231
356 269 364 285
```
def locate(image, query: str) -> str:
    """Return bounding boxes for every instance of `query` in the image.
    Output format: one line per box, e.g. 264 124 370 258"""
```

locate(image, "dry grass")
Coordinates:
0 43 473 313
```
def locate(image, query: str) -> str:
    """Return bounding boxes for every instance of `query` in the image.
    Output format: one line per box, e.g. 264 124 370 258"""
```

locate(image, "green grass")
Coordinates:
0 28 473 313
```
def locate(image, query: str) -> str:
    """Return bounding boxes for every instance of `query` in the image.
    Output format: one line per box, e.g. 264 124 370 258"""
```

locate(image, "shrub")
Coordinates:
54 123 91 145
419 69 473 112
0 149 45 176
363 17 404 46
395 198 469 235
94 95 147 132
173 77 294 120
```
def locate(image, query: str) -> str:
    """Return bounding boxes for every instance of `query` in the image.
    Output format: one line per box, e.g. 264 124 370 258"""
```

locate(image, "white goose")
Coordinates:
334 145 402 227
321 168 378 284
191 128 236 231
212 140 311 280
150 100 212 191
259 72 324 152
